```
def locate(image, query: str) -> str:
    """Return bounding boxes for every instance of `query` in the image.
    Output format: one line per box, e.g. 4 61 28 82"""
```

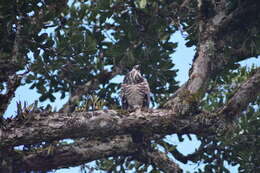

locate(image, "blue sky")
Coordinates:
4 31 194 117
4 31 259 172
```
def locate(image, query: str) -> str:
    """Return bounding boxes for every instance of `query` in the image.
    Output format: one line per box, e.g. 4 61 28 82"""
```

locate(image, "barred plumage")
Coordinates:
121 65 150 111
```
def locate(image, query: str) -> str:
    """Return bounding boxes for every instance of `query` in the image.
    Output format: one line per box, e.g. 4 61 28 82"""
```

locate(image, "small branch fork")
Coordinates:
60 68 121 113
0 72 29 116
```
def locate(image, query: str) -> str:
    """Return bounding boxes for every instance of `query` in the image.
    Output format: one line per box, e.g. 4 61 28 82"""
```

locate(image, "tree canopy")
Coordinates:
0 0 260 172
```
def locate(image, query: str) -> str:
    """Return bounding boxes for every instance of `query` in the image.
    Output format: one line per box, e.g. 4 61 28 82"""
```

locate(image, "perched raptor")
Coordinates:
121 65 150 111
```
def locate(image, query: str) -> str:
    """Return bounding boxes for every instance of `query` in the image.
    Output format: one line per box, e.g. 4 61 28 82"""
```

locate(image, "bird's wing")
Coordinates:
123 72 131 84
120 84 129 110
138 80 150 108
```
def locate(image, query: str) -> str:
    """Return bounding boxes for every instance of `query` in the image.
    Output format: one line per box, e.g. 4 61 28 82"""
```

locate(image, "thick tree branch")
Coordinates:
166 0 260 110
230 48 259 62
1 1 260 172
4 67 260 149
1 135 182 173
2 55 257 169
220 68 260 117
6 136 137 172
165 33 223 109
0 109 219 148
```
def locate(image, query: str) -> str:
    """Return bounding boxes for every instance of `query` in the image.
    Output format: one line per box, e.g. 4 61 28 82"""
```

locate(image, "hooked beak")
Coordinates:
133 65 140 70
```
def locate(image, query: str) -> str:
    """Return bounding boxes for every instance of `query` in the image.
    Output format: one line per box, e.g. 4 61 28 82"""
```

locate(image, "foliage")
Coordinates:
1 0 260 173
194 66 260 173
84 67 260 173
23 0 179 107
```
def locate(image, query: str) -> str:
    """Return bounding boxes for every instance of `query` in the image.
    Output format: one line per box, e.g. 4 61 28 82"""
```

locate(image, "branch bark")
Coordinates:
1 55 256 172
0 109 216 148
7 136 137 172
0 74 24 116
1 135 182 173
215 0 260 36
2 67 260 149
219 68 260 117
1 0 260 172
165 0 260 111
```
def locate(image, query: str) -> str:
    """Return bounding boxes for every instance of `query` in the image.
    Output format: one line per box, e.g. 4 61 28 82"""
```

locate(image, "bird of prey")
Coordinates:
121 65 150 111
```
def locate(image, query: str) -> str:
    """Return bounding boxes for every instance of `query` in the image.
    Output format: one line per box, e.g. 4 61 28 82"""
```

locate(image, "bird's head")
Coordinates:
131 65 141 80
123 65 144 84
133 65 140 70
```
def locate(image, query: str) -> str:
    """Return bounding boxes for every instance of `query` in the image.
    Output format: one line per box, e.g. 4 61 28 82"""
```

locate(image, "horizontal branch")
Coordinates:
230 49 259 62
1 1 260 172
0 109 219 148
9 136 137 172
1 135 182 173
3 68 259 150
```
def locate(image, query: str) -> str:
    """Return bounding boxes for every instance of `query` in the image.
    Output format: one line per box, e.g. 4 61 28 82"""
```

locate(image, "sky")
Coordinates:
4 30 260 172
